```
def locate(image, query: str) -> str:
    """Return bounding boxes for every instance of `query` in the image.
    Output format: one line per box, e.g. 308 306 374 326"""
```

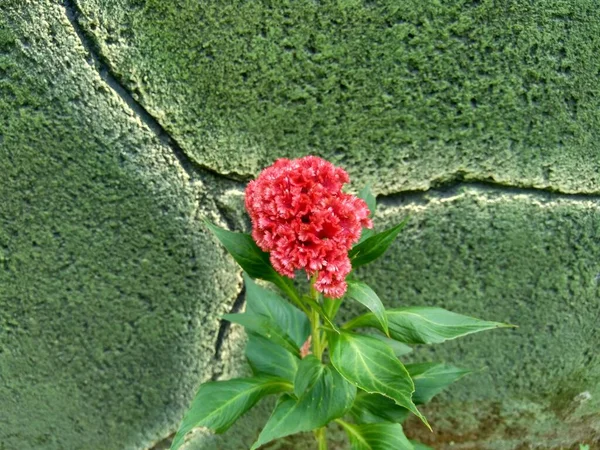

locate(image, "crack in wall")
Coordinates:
61 1 600 202
211 284 246 381
145 432 175 450
62 0 248 184
378 177 600 207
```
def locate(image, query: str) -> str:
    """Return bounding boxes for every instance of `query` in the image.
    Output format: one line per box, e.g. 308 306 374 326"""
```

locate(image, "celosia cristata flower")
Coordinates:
245 156 372 298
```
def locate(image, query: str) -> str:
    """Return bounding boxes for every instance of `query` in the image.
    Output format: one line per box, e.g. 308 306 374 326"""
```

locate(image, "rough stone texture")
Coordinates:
0 2 240 449
2 0 600 450
74 0 600 194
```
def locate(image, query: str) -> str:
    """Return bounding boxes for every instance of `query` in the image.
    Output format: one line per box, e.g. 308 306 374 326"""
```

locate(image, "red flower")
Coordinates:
245 156 372 298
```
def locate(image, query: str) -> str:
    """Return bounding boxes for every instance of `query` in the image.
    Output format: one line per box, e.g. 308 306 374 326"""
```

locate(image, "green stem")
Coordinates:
309 276 325 359
308 277 329 450
314 427 328 450
311 307 323 359
335 419 362 444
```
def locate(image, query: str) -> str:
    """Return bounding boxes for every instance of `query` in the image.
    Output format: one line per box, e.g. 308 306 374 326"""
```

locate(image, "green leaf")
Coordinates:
358 185 376 218
410 440 434 450
302 295 340 333
246 334 299 382
406 362 470 404
170 377 291 450
350 391 410 425
349 218 408 268
245 274 310 348
328 331 429 429
224 313 299 356
323 296 343 322
251 364 356 449
346 281 389 336
294 355 325 397
349 364 469 426
357 228 375 244
345 306 512 344
338 421 414 450
204 221 279 282
370 334 412 357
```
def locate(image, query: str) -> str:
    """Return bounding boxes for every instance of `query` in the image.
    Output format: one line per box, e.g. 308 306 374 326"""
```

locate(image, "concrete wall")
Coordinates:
1 1 598 449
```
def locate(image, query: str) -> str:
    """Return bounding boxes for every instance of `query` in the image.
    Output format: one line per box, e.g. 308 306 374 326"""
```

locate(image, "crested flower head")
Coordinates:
245 156 372 298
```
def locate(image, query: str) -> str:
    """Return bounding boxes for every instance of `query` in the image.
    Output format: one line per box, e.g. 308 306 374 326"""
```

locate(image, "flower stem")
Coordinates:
309 276 325 360
314 427 328 450
309 277 328 449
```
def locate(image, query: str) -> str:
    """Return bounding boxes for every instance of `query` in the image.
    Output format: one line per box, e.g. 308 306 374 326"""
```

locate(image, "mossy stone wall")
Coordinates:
1 1 598 449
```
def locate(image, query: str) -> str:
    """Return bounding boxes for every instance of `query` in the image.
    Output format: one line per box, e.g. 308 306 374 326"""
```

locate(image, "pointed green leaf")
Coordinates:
251 365 356 449
349 218 408 268
204 222 299 300
294 355 325 398
358 185 376 218
224 313 299 356
346 281 389 336
350 391 410 425
370 334 412 357
410 441 434 450
338 421 414 450
245 274 310 348
350 363 469 425
406 362 471 404
170 377 291 450
345 306 512 344
246 334 299 382
323 296 343 322
329 331 429 429
357 228 375 244
204 221 280 280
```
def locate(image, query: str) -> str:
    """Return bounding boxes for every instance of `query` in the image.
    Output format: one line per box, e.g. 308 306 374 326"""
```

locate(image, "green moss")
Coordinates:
3 1 600 449
0 3 238 449
77 0 600 194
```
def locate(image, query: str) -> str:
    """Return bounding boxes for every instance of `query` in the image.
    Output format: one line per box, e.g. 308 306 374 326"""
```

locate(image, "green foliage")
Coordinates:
349 218 409 268
410 441 434 450
224 313 301 356
204 221 276 281
346 281 389 336
358 185 377 218
170 377 291 450
345 306 512 344
246 334 299 382
251 362 356 449
172 195 513 449
338 421 413 450
294 355 325 398
406 363 471 405
329 331 429 429
205 222 297 298
244 274 310 348
370 335 412 357
349 363 469 425
349 391 410 425
302 295 340 333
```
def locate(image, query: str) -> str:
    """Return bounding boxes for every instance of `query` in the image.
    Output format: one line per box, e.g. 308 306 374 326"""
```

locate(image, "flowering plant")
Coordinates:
170 156 511 450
